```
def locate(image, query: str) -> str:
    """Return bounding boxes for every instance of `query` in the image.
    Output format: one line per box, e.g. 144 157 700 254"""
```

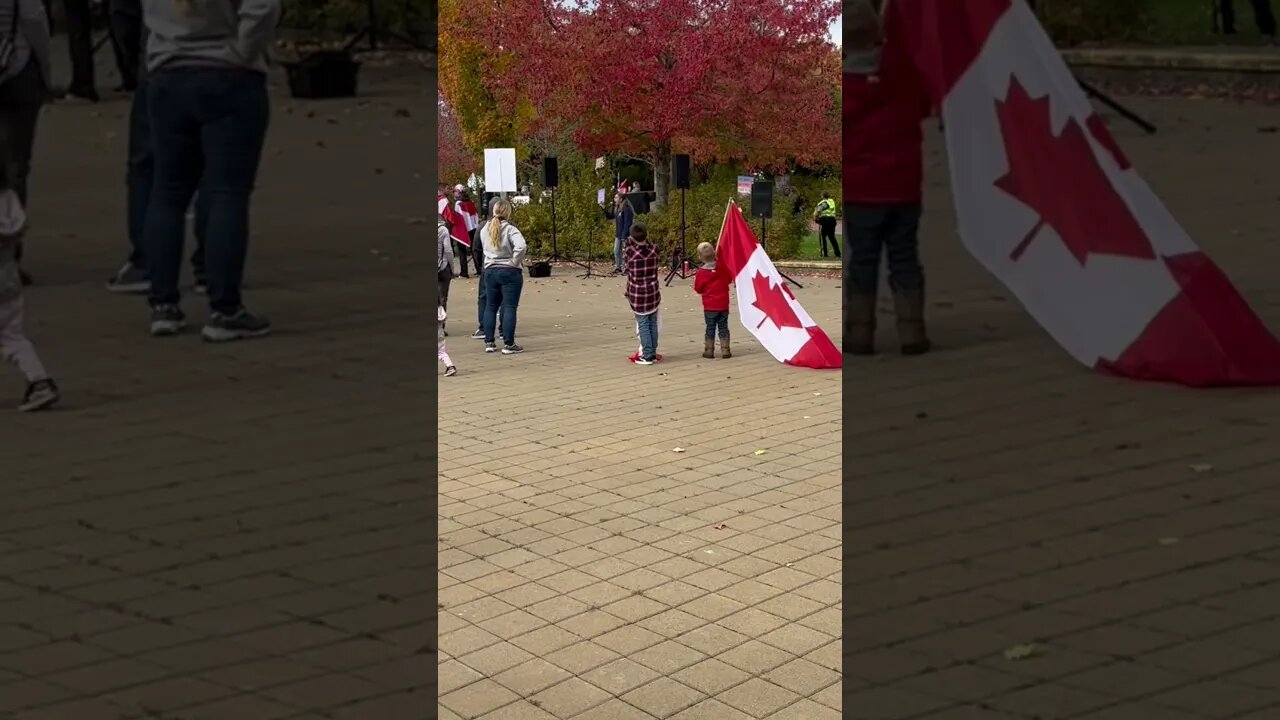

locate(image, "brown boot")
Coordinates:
893 284 931 356
721 337 731 358
844 292 876 355
702 338 715 359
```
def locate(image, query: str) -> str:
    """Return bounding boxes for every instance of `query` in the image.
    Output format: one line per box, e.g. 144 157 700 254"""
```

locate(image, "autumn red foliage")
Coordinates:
438 95 476 183
472 0 840 204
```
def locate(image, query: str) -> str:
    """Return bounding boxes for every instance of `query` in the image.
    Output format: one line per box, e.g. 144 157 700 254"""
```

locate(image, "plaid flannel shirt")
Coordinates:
623 238 661 314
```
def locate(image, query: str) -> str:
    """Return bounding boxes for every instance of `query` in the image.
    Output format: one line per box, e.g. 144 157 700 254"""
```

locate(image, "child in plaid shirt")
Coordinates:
623 223 661 364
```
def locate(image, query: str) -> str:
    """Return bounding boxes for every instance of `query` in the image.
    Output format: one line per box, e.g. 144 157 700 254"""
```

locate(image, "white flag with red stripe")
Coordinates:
883 0 1280 386
716 203 841 369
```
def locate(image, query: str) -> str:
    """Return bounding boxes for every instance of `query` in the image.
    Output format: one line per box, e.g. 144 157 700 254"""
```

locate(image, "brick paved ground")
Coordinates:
0 50 432 717
846 97 1280 719
437 271 843 718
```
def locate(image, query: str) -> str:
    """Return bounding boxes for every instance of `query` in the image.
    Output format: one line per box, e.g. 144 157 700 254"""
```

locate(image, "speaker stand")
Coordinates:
759 217 802 289
543 187 589 272
664 187 693 286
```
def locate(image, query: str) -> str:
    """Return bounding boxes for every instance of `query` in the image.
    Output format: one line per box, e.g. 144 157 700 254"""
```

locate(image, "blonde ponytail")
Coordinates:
488 200 513 250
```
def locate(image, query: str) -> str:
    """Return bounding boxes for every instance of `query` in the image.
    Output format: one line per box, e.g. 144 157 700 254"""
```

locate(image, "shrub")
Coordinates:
1038 0 1152 45
281 0 431 38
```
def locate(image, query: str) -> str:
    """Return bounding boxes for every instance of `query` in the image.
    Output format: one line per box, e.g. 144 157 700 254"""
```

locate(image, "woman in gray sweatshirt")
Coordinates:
140 0 281 342
480 199 528 354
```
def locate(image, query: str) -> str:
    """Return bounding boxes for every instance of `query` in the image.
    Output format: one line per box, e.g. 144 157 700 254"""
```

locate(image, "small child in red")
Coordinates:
693 242 732 359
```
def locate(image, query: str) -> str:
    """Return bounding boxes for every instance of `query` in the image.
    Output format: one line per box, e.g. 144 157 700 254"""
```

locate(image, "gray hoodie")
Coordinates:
0 0 52 89
0 190 26 305
142 0 281 74
481 221 528 270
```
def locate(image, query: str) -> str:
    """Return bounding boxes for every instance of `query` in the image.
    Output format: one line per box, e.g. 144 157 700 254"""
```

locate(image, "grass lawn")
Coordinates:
791 232 841 261
1048 0 1276 45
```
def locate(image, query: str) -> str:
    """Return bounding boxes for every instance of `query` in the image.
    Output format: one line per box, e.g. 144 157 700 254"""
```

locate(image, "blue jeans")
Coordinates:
703 310 729 341
614 236 624 270
483 267 523 345
145 68 269 314
843 202 923 296
636 312 659 360
127 74 209 275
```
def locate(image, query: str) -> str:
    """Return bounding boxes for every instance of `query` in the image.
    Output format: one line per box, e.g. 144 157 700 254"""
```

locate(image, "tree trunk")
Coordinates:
653 142 672 209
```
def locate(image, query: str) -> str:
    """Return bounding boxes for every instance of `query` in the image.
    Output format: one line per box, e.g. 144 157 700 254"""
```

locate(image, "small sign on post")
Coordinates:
484 148 518 194
736 176 754 196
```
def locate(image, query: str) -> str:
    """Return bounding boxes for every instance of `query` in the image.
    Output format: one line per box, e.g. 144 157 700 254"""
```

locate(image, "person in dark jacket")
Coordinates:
59 0 97 101
0 0 52 287
612 193 634 274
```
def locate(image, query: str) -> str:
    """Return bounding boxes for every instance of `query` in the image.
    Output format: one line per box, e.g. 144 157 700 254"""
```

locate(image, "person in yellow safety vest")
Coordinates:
813 192 841 258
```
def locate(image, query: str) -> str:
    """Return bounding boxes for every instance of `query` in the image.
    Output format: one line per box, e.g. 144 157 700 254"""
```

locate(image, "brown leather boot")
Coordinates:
721 337 731 358
844 293 876 355
893 284 931 356
703 339 714 359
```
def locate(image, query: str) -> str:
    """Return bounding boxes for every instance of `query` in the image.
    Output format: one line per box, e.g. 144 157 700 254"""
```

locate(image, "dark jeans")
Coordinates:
145 69 269 315
1222 0 1277 34
636 312 658 360
817 217 840 257
703 310 729 341
128 75 209 273
474 243 487 328
844 202 924 296
62 0 96 92
453 239 470 275
0 60 46 266
438 266 452 311
106 0 142 89
482 267 522 345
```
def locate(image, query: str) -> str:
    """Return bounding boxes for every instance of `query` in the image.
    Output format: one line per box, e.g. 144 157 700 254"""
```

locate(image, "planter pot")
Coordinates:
284 50 361 99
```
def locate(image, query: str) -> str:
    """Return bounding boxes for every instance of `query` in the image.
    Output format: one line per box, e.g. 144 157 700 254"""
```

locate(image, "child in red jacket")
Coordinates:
693 242 732 359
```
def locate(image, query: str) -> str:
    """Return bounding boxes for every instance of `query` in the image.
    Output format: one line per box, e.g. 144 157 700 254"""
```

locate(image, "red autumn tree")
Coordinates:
477 0 840 206
438 95 476 184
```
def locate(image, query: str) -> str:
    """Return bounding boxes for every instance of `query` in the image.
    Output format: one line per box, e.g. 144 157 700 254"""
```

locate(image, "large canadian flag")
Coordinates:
438 193 471 246
717 203 842 369
883 0 1280 386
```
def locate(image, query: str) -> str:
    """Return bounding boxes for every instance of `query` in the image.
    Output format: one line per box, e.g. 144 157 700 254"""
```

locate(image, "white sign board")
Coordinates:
597 188 606 204
484 148 518 193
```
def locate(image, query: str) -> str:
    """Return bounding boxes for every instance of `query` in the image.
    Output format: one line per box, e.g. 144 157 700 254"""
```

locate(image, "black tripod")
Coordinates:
664 187 694 286
578 204 604 279
759 217 803 289
344 0 425 52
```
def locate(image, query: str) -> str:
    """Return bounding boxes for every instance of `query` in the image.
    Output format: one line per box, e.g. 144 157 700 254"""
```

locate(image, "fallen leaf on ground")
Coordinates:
1003 644 1038 661
753 449 768 456
1189 463 1214 473
673 447 685 453
1158 537 1180 546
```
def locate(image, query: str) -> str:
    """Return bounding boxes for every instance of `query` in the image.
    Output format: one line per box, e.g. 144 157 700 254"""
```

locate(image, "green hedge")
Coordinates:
508 158 826 262
282 0 432 37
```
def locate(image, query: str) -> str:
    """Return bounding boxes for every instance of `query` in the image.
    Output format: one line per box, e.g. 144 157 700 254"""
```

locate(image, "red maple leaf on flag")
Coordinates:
993 76 1155 266
751 271 802 331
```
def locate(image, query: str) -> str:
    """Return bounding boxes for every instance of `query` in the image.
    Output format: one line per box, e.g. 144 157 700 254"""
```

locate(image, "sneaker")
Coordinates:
106 263 150 294
484 343 498 353
635 357 655 365
444 365 457 376
501 344 524 355
18 378 59 412
202 308 271 342
470 329 485 339
150 304 187 336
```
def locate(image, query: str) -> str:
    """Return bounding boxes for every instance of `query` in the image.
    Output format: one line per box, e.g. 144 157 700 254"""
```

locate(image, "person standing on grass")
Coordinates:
843 0 933 357
814 191 840 258
1221 0 1278 42
480 199 527 355
140 0 280 342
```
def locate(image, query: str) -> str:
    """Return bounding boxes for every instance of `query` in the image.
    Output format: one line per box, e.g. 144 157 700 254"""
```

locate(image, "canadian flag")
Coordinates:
717 203 842 369
883 0 1280 386
438 193 471 247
